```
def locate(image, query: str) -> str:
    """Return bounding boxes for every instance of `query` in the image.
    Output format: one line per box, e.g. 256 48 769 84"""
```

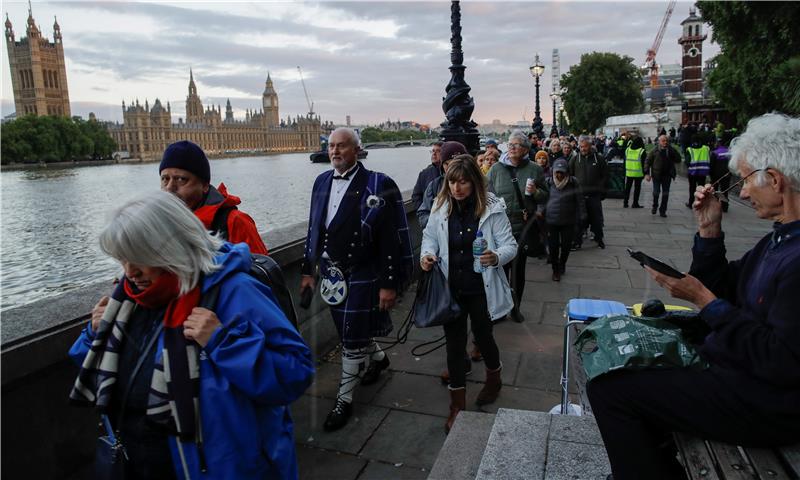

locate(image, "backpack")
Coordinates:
200 254 299 331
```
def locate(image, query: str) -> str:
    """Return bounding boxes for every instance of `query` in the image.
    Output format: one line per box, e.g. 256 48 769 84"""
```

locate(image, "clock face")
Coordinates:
687 47 699 58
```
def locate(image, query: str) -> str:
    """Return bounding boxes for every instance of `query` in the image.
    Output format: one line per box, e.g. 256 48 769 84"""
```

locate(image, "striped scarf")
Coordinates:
70 275 202 443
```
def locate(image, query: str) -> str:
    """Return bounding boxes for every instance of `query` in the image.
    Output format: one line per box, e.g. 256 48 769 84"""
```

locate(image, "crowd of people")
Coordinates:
66 111 800 479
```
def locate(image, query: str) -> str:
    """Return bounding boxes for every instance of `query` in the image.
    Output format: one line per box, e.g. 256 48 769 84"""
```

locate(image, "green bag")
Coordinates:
575 314 707 381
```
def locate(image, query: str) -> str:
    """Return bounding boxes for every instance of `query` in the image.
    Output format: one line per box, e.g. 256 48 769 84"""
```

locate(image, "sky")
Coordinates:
1 0 719 127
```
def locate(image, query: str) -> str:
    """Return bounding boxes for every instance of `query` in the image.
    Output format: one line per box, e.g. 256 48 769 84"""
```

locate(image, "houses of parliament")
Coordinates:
5 9 323 161
109 71 324 161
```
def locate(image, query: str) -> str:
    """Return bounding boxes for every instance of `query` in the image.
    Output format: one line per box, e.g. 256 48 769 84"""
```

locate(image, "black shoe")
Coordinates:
632 204 644 209
597 239 605 249
685 202 692 209
623 203 629 208
570 242 581 251
660 212 667 218
510 309 525 323
361 355 390 385
651 207 657 215
323 399 353 432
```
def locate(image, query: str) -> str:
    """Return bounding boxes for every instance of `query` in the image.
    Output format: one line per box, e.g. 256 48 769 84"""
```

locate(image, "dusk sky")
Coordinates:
1 1 719 127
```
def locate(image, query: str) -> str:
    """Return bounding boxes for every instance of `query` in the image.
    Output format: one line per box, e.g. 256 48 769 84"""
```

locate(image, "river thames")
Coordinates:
0 146 432 311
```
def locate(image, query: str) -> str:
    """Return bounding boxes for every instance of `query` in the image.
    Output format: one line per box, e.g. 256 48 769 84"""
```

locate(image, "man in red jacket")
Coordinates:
159 140 268 254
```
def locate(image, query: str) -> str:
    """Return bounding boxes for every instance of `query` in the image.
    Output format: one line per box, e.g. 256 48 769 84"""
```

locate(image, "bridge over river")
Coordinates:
362 138 439 149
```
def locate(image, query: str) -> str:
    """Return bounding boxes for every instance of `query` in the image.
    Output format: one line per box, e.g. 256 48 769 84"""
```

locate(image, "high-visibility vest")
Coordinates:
625 147 644 178
687 146 711 177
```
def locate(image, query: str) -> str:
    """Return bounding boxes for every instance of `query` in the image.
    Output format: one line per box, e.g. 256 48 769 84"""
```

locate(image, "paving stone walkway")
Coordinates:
292 176 767 480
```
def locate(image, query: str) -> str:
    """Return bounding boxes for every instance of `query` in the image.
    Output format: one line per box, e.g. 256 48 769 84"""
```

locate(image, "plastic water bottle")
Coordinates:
473 230 487 273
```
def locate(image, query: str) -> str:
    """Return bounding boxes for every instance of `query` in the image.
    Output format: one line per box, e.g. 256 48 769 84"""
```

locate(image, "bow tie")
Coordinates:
333 169 356 180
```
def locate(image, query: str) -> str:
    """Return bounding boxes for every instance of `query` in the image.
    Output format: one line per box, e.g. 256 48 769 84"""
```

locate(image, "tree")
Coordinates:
0 115 117 164
697 1 800 124
559 52 643 133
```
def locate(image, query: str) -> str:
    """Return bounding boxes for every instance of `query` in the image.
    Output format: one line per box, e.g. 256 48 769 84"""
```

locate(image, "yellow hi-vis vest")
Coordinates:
625 147 644 178
687 146 711 177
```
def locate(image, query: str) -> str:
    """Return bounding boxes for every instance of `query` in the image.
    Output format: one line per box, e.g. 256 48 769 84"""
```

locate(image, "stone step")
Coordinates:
475 408 611 480
428 411 496 480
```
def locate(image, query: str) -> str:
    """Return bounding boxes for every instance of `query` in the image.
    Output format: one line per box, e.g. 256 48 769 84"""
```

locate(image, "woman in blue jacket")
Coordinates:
420 157 517 433
69 191 314 479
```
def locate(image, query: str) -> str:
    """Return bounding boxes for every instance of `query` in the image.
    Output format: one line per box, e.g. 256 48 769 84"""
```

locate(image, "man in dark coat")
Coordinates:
300 128 413 432
569 135 608 249
644 134 682 217
587 113 800 480
411 141 443 210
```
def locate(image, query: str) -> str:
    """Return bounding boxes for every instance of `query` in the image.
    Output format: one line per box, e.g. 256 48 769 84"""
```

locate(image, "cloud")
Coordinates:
1 1 720 126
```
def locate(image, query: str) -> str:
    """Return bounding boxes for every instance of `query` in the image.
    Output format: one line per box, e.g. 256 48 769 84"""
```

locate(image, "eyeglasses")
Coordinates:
713 169 763 201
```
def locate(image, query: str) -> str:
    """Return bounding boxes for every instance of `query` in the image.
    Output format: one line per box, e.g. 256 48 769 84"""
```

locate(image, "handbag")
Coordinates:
413 262 461 328
505 164 544 258
95 322 164 479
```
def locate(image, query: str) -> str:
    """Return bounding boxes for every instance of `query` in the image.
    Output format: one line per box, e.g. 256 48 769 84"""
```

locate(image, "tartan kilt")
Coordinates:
323 260 393 349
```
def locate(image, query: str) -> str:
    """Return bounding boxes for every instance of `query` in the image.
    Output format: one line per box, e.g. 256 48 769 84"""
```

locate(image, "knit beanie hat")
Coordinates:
440 141 468 163
159 140 210 183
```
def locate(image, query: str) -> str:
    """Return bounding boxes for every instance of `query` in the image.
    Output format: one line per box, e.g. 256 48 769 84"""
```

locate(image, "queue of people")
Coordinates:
68 111 799 479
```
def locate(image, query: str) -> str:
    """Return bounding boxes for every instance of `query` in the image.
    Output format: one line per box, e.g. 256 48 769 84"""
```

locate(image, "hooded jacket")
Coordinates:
194 183 269 255
69 243 314 479
421 193 517 320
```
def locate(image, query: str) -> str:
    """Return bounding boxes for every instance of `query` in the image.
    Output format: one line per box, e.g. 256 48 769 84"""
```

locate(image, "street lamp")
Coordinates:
549 91 559 137
558 104 566 136
529 53 545 139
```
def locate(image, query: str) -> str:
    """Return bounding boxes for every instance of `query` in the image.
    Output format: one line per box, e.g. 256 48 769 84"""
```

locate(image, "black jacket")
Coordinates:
645 145 682 180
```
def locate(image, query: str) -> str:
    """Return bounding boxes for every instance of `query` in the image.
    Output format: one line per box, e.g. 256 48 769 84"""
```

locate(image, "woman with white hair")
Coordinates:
587 113 800 480
485 130 549 322
69 191 314 479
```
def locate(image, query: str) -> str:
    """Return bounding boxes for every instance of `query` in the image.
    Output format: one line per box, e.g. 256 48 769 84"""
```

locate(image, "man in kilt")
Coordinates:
300 127 413 431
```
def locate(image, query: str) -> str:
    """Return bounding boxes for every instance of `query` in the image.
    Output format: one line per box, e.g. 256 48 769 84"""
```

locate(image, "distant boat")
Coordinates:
310 150 368 163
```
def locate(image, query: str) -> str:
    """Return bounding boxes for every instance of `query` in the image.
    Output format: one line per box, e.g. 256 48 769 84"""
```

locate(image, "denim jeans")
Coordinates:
652 177 672 214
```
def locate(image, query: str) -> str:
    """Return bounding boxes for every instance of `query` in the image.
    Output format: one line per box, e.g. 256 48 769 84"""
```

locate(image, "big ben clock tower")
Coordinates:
678 7 706 100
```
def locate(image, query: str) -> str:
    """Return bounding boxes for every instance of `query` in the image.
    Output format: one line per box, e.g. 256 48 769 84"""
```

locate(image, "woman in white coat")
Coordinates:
420 156 518 433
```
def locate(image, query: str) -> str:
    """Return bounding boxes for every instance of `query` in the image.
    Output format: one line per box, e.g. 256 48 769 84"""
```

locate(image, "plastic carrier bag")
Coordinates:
575 313 707 381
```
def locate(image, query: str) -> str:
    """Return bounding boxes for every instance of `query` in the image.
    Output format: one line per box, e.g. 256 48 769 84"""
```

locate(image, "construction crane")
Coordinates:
296 66 314 117
643 0 677 89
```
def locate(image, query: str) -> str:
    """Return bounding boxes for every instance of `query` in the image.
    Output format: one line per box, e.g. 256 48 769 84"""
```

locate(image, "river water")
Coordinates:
0 146 432 311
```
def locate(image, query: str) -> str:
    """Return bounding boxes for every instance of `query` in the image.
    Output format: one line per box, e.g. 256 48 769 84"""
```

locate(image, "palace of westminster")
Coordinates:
4 9 324 161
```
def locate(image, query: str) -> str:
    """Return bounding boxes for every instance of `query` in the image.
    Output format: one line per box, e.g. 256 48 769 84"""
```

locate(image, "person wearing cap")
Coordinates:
88 140 270 347
159 140 268 255
300 127 414 432
545 159 586 281
412 141 444 210
485 139 502 157
417 141 469 229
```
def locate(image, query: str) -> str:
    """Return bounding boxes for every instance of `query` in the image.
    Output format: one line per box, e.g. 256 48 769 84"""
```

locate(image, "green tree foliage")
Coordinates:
1 115 117 164
359 127 429 144
697 1 800 124
559 52 643 133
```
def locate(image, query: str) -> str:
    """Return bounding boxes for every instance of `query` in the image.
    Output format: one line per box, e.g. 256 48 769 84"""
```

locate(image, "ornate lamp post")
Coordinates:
559 104 566 136
439 0 480 154
529 53 545 139
549 92 559 137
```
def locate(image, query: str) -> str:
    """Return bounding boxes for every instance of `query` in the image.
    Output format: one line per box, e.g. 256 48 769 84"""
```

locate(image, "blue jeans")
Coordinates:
652 177 672 214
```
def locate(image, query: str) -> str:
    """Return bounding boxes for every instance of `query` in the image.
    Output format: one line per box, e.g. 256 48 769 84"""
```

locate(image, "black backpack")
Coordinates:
200 254 299 331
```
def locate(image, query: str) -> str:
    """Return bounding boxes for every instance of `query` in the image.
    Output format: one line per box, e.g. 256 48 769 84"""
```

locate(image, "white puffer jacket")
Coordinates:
420 192 517 320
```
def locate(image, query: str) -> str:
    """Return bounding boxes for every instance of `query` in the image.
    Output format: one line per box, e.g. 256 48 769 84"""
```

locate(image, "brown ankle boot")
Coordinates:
475 365 502 406
445 387 466 434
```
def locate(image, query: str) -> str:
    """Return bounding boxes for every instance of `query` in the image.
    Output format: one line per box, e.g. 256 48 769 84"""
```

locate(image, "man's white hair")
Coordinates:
330 127 362 149
578 135 592 144
729 113 800 192
508 130 530 150
99 191 222 295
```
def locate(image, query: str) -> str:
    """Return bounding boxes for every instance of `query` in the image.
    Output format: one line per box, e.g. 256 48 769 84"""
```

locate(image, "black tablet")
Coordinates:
627 248 686 279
